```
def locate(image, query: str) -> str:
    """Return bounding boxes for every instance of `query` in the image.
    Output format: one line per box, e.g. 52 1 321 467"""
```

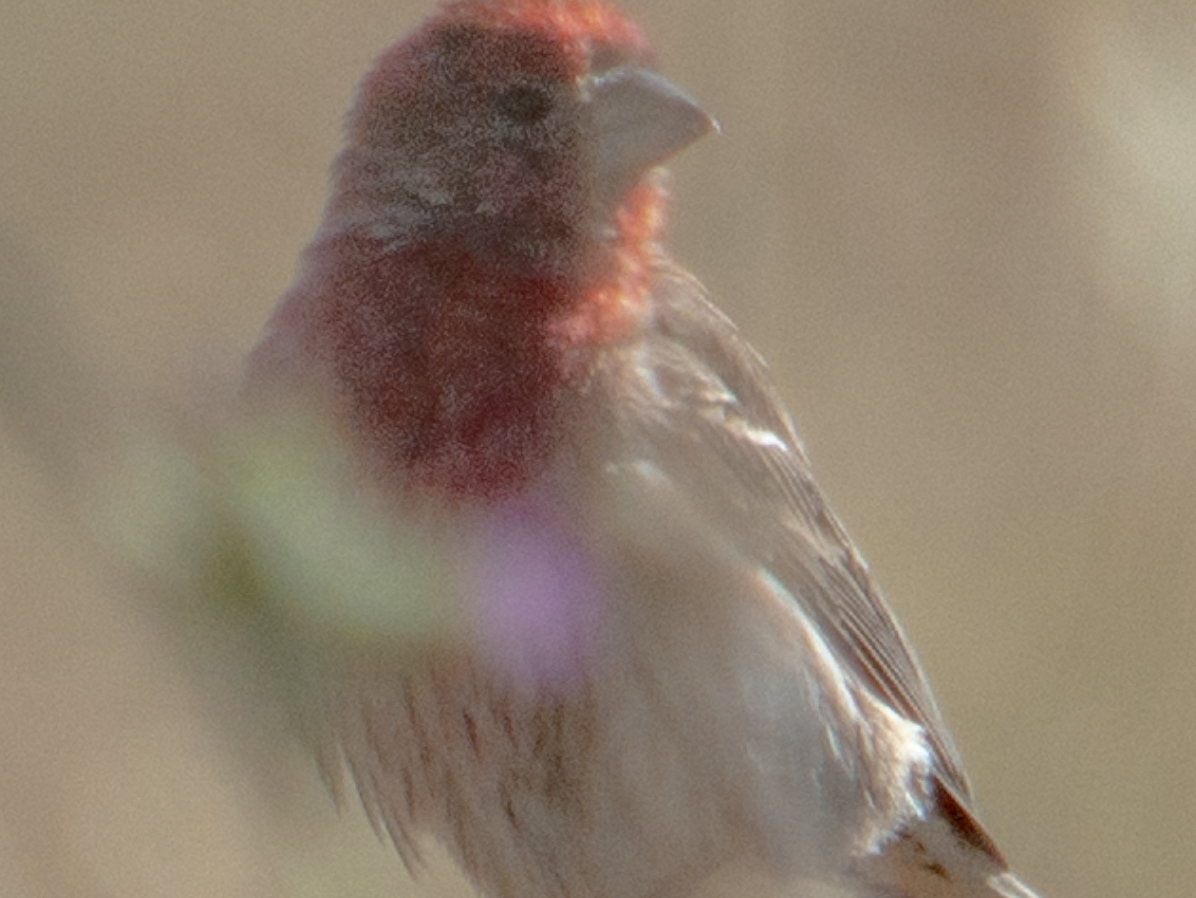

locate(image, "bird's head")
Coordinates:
324 0 715 280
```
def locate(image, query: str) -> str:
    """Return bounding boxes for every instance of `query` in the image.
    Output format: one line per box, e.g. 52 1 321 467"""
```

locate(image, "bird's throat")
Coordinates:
318 233 579 503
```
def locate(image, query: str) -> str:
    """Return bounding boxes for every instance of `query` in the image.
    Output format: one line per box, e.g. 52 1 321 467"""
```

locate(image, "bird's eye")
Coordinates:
496 84 553 125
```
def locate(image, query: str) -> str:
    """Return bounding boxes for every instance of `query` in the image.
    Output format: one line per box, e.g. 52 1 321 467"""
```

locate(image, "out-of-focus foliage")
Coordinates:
92 405 462 732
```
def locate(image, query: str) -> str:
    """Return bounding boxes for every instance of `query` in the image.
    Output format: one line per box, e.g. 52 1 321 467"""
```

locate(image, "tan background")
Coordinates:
2 1 1194 897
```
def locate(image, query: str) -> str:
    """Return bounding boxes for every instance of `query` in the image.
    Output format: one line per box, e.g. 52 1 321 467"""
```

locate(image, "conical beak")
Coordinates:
586 65 718 197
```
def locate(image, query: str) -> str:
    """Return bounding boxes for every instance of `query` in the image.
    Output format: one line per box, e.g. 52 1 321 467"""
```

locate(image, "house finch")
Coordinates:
246 1 1045 897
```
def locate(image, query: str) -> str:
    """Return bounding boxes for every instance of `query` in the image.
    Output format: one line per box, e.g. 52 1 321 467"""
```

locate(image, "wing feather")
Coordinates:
588 262 973 800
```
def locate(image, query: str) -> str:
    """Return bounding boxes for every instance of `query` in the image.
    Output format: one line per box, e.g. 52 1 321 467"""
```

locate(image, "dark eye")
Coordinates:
496 84 553 125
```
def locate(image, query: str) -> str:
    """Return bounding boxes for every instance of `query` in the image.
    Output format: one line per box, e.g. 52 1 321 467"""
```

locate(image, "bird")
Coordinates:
244 1 1047 896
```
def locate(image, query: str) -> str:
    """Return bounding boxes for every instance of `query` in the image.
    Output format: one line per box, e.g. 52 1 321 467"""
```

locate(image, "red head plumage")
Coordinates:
249 0 710 502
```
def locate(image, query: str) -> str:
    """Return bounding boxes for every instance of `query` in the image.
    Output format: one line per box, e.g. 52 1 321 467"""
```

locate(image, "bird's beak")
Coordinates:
586 65 718 197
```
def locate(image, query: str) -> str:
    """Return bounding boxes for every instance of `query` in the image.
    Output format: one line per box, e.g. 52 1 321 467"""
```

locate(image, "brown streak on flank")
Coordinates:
464 710 482 757
500 706 518 746
926 861 949 879
504 797 522 833
404 686 435 772
401 768 415 817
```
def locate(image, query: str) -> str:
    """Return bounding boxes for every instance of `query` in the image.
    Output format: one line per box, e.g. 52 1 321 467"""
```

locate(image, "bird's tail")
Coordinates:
987 871 1043 898
849 781 1047 898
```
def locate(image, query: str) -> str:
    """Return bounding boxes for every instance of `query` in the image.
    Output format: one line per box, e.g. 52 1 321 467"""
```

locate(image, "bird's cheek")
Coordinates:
473 152 538 214
474 150 576 218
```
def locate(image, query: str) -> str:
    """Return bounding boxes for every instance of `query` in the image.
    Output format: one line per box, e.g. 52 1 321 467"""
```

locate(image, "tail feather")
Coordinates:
848 786 1045 898
987 872 1043 898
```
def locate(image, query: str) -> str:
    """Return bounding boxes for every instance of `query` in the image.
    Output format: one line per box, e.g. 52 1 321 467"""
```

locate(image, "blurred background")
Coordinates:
2 0 1194 896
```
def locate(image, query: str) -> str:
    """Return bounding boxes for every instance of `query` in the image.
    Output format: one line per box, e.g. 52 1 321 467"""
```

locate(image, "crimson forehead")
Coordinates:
430 22 644 83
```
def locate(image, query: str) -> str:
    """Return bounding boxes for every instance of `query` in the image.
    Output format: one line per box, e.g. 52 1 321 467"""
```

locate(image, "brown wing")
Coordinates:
590 261 973 800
